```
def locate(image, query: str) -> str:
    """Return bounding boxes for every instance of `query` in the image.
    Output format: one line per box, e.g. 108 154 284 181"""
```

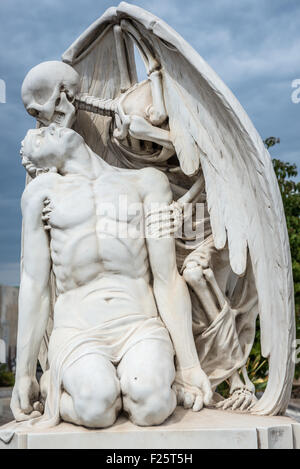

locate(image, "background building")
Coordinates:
0 285 18 369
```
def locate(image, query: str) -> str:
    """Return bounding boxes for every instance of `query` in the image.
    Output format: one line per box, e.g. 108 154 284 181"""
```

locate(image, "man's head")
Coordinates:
21 124 85 177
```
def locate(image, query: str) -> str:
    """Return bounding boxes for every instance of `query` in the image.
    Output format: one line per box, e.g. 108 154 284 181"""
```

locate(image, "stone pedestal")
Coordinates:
1 407 300 449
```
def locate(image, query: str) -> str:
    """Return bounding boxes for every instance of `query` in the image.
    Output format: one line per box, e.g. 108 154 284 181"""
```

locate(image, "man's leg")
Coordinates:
60 353 122 428
117 339 177 426
48 328 122 428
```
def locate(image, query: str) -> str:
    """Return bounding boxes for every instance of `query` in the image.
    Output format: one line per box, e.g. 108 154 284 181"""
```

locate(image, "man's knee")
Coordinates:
123 381 176 426
73 375 121 428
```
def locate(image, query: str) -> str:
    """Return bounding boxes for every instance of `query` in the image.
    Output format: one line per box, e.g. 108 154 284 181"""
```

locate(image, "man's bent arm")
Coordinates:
141 169 212 408
148 237 199 370
141 169 199 370
16 181 52 381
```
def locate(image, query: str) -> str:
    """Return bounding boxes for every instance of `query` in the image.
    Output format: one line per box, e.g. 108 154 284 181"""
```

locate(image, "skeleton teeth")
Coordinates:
53 112 65 125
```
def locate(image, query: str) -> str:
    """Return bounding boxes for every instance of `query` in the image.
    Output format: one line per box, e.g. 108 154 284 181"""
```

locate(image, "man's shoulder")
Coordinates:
113 166 171 199
21 172 59 206
138 167 169 183
137 167 170 193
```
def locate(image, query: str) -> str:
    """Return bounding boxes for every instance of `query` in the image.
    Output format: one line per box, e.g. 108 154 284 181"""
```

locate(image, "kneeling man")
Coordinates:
11 124 212 428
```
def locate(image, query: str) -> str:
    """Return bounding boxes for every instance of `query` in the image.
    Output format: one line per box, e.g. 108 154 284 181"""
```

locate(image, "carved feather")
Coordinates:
59 2 294 415
116 2 295 415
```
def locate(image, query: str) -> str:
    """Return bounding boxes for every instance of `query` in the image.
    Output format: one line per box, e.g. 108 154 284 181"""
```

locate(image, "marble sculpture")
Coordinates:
1 2 295 434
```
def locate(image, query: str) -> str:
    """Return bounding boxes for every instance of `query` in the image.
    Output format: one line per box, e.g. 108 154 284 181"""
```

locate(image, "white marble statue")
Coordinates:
0 2 295 438
12 123 214 428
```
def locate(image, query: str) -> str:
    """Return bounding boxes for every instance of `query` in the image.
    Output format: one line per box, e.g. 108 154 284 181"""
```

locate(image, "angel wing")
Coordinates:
113 2 295 415
62 6 137 165
58 3 294 415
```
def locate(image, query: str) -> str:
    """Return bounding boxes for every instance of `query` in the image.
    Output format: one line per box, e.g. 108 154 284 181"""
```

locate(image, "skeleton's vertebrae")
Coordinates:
75 94 118 117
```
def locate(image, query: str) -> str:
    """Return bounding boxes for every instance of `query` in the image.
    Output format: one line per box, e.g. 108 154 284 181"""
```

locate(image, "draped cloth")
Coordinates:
0 313 172 443
182 235 259 389
196 303 252 387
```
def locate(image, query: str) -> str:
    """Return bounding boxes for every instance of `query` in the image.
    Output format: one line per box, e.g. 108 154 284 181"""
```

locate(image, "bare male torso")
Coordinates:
46 169 158 331
12 126 212 427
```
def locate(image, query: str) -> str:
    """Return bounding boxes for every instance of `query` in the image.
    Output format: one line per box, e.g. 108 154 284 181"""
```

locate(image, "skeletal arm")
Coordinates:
11 181 52 421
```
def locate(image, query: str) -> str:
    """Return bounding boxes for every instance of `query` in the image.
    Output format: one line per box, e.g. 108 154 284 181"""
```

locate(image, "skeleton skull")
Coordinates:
21 61 80 128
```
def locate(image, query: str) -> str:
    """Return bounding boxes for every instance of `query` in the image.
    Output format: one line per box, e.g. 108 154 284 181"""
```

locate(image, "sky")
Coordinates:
0 0 299 286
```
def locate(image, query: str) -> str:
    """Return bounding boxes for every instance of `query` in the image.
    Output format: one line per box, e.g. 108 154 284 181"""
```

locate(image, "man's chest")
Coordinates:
47 175 144 232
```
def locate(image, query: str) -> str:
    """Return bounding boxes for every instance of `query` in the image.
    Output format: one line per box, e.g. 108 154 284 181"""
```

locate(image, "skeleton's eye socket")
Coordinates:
66 93 75 103
28 108 39 118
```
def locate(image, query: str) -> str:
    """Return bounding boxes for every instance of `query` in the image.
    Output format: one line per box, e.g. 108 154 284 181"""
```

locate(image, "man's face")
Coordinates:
21 124 84 176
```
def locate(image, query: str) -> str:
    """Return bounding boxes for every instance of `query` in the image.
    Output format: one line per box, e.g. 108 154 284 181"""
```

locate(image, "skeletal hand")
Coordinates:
173 365 213 412
215 388 257 412
145 202 182 238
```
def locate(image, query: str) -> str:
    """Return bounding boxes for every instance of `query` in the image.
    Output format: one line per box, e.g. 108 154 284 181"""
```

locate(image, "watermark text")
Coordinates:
291 79 300 104
0 79 6 103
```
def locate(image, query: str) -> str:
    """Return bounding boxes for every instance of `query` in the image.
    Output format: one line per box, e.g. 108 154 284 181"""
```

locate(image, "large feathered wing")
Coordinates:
103 2 294 415
59 2 294 415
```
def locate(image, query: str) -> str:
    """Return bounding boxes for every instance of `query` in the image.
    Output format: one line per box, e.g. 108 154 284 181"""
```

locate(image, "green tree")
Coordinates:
264 138 300 379
264 138 300 314
0 364 15 387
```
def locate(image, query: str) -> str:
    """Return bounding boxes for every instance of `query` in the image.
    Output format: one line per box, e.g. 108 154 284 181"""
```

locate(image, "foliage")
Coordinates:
0 363 15 387
245 319 268 391
271 164 300 313
217 320 269 397
265 138 300 309
249 138 300 386
266 138 300 379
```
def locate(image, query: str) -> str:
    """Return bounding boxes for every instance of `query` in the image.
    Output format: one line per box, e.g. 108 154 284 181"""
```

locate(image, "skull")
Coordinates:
21 61 80 128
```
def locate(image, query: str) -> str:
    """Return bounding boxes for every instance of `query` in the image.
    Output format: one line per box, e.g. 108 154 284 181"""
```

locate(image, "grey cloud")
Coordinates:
0 0 299 285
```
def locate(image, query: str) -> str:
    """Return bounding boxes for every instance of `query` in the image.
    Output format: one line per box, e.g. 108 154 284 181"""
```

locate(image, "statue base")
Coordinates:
1 407 300 449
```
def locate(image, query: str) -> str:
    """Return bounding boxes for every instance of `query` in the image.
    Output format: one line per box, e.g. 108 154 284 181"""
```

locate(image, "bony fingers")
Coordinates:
145 207 173 220
215 400 225 409
222 397 235 410
242 394 256 412
240 396 252 412
232 395 246 411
